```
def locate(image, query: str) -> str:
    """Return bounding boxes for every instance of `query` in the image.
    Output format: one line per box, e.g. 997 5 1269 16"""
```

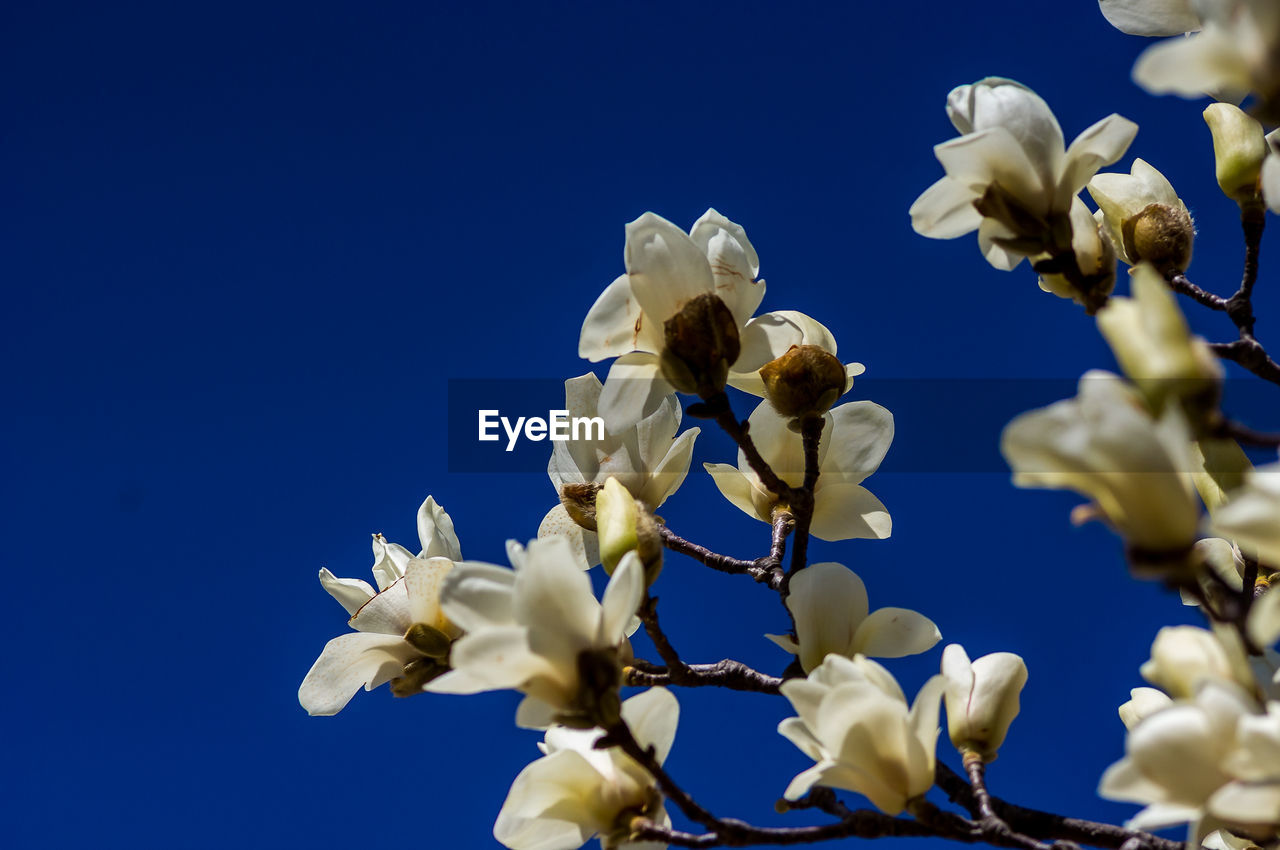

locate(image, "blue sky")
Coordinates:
4 1 1278 847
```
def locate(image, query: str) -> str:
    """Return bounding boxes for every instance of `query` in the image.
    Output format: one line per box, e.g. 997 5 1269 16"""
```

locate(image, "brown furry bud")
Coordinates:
659 293 740 397
1123 203 1194 275
560 482 602 531
759 344 848 420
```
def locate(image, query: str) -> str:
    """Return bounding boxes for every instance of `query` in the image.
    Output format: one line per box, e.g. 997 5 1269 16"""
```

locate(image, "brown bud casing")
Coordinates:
659 292 740 397
759 344 848 420
1123 204 1194 275
560 482 602 531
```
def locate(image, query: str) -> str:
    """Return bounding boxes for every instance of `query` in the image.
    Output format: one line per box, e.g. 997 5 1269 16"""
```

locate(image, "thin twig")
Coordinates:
624 659 782 694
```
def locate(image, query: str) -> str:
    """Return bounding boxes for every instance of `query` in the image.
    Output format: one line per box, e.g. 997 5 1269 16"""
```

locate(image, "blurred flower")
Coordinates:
1120 687 1175 730
1126 1 1280 119
705 399 893 541
1098 0 1201 36
299 497 463 715
428 537 645 729
1213 456 1280 567
1095 263 1222 417
911 77 1136 278
1141 626 1239 699
940 644 1027 762
777 654 946 814
765 562 940 673
1100 681 1253 834
494 688 678 850
1000 370 1201 555
538 373 698 569
579 209 765 430
1204 103 1269 203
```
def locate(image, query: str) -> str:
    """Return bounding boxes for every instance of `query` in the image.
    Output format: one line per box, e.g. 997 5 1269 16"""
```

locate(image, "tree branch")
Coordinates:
625 659 782 694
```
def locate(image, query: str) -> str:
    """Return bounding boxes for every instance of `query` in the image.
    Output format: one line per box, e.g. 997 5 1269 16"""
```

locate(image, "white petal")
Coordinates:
579 273 660 362
1132 29 1254 99
1058 114 1140 206
599 551 645 646
777 716 826 763
318 567 376 616
370 536 413 591
638 425 700 509
852 608 942 659
705 462 767 522
933 127 1046 211
298 632 415 715
597 352 672 434
537 504 600 571
787 562 870 672
621 686 680 765
517 537 600 663
493 750 599 850
1262 153 1280 214
439 562 518 632
514 695 560 730
909 176 983 239
349 578 413 635
810 483 892 541
624 211 714 322
1250 587 1280 649
436 626 548 692
1099 0 1201 36
1209 783 1280 827
417 496 463 561
690 208 765 326
823 402 895 483
405 556 454 633
765 633 801 655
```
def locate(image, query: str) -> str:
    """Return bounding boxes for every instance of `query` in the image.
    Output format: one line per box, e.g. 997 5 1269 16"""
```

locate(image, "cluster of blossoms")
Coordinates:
299 4 1280 848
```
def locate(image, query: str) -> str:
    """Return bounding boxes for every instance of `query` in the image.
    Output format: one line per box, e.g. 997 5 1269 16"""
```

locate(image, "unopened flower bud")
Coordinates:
596 477 663 583
559 482 601 531
1204 103 1268 204
941 644 1027 762
660 292 740 397
1122 203 1194 275
1140 625 1234 699
759 344 849 421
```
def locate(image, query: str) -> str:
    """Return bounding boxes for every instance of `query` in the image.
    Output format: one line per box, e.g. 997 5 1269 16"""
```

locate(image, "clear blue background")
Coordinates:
4 1 1277 847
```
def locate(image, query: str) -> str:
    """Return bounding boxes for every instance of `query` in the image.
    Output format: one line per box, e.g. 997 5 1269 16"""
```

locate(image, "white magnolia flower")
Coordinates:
1100 680 1253 834
777 654 946 815
1096 263 1222 414
538 373 699 569
1098 0 1201 36
428 537 645 729
579 209 765 431
1087 160 1191 266
911 77 1137 273
705 399 893 541
1213 457 1280 567
1142 626 1239 699
1126 0 1280 112
940 644 1028 762
764 562 940 672
1000 370 1201 553
1036 197 1119 307
494 687 678 850
727 310 865 400
299 496 464 715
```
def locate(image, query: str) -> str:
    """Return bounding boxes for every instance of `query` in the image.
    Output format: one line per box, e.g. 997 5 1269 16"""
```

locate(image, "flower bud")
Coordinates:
660 292 740 397
596 477 663 583
759 344 849 421
1204 103 1269 204
940 644 1027 762
559 482 601 531
1123 203 1194 275
1140 625 1234 699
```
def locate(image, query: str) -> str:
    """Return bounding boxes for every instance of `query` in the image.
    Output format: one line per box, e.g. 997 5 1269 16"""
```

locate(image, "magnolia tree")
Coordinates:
299 2 1280 848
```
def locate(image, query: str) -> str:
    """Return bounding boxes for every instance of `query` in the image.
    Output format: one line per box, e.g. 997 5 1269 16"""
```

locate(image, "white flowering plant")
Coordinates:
299 3 1280 849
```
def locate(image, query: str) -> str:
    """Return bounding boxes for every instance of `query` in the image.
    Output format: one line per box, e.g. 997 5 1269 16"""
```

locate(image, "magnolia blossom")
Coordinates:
764 562 940 672
910 77 1136 273
1120 687 1175 730
494 687 677 850
1213 457 1280 566
1119 0 1280 114
1211 701 1280 828
777 654 946 814
940 644 1028 762
1096 263 1222 414
428 537 645 729
1000 370 1201 553
727 310 865 400
1100 680 1253 834
1035 197 1119 307
706 399 893 541
538 373 699 569
579 209 765 431
1087 160 1191 266
299 496 464 715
